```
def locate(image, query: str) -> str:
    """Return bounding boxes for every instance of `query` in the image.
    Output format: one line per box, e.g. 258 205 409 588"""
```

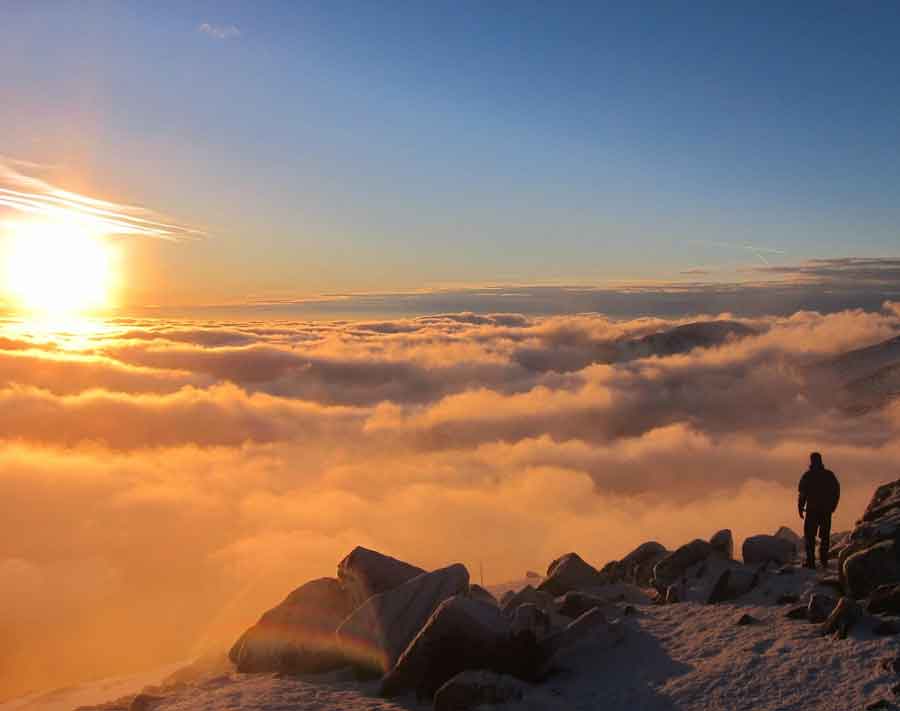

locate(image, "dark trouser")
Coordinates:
804 510 832 567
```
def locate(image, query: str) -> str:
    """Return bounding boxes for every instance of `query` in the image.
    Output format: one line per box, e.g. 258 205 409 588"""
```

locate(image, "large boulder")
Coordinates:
540 607 624 674
433 670 528 711
742 535 796 565
774 526 804 556
629 544 670 587
840 480 900 598
710 530 734 559
844 540 900 599
537 553 608 596
706 564 759 604
665 556 759 605
228 577 353 673
652 539 715 590
603 541 668 587
337 563 469 673
337 546 425 608
509 603 553 641
379 595 511 698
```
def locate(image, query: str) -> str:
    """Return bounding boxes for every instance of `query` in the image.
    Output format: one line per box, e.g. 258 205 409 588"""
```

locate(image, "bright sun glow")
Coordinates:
4 222 114 315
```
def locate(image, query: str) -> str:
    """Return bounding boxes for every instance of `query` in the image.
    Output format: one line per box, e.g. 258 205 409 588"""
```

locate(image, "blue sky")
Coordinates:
1 1 899 307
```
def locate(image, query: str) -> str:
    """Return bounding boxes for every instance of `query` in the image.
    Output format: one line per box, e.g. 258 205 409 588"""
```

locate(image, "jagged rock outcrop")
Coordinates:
337 546 425 608
652 539 715 590
742 534 796 565
537 552 608 596
468 584 498 606
380 595 511 698
602 541 668 587
840 479 900 598
500 585 554 616
228 577 353 673
710 530 734 559
337 563 469 673
432 670 528 711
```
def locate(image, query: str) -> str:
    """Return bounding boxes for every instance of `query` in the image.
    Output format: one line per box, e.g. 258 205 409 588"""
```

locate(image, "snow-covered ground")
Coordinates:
526 595 898 710
40 563 898 711
0 662 186 711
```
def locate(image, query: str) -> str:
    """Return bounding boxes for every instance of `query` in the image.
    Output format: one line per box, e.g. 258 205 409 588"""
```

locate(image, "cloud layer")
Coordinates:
2 305 899 699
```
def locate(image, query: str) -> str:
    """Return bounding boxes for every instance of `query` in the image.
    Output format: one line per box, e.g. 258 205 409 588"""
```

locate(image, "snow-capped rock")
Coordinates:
742 534 796 565
652 539 716 590
337 546 425 608
841 479 900 598
337 563 469 673
379 594 510 698
604 541 668 587
228 577 352 674
537 552 608 596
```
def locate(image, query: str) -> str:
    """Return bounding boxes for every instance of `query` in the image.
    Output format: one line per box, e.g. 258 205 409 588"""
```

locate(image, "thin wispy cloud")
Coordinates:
689 239 787 266
199 23 241 40
0 158 202 241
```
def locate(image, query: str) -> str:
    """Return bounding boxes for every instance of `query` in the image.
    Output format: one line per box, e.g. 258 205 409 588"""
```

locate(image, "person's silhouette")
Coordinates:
798 452 840 569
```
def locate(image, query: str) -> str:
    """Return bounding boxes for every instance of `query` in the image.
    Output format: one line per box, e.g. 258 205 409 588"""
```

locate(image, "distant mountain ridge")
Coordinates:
618 321 757 361
811 333 900 412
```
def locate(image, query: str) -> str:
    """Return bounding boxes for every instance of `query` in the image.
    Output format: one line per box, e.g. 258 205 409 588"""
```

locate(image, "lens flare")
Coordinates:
3 221 114 315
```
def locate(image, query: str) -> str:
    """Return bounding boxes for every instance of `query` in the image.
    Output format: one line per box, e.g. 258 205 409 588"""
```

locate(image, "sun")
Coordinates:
4 222 115 315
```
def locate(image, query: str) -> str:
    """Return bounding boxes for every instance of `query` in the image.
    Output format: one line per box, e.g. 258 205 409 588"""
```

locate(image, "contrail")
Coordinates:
0 158 202 241
688 239 786 267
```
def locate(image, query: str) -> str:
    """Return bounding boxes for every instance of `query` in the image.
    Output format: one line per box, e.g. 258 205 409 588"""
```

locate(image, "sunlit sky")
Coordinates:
1 1 899 312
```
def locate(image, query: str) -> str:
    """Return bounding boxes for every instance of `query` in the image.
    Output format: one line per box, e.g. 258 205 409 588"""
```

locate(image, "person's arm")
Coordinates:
798 473 808 518
832 473 841 513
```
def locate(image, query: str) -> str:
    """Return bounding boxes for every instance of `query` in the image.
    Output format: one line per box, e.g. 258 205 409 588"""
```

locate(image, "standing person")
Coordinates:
798 452 841 569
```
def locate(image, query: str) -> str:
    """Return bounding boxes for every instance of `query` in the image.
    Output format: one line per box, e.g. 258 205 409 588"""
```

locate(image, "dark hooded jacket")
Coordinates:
798 465 840 514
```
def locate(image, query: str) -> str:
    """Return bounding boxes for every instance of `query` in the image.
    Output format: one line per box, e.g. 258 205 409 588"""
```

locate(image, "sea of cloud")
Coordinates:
2 304 899 699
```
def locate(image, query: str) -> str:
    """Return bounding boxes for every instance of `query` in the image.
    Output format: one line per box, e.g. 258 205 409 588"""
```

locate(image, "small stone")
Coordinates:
737 613 758 626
